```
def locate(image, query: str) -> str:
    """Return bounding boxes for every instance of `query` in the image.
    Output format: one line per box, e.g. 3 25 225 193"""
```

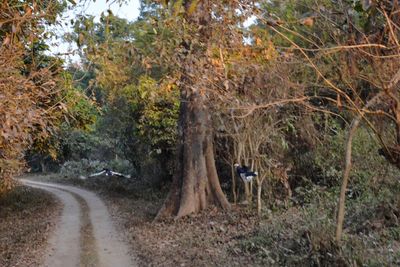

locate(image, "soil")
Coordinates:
9 174 262 266
0 185 61 267
21 179 135 267
4 173 400 266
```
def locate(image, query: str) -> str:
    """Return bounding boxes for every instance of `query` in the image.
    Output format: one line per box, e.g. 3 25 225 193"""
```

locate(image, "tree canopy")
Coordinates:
2 1 400 259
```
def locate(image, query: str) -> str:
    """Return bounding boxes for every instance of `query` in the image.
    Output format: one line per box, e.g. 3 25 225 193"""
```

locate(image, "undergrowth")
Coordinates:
239 126 400 266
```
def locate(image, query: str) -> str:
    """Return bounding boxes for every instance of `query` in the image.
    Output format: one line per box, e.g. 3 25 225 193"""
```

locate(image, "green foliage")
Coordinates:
60 129 105 161
238 202 340 266
63 5 181 183
122 75 179 148
289 117 398 205
26 72 98 167
62 72 98 131
2 0 400 263
59 158 133 179
240 172 400 266
314 122 397 188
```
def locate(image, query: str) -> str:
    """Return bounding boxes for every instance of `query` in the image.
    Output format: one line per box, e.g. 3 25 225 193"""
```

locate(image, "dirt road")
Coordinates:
21 179 135 267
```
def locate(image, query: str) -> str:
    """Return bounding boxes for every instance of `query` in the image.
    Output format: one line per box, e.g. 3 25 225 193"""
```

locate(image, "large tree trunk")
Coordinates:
156 90 230 219
155 0 230 219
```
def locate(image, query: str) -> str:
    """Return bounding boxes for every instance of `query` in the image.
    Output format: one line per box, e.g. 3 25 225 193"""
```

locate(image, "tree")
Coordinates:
156 0 304 218
334 2 400 242
69 9 181 179
258 0 400 242
0 0 68 194
156 0 232 218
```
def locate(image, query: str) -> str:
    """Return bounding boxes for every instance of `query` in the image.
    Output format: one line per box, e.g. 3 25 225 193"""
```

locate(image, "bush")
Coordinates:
60 129 116 162
109 159 133 175
238 128 400 266
238 192 400 266
291 124 398 205
59 159 134 179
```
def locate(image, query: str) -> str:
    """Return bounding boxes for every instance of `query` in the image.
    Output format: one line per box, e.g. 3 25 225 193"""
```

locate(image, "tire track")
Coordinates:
74 193 99 267
22 179 135 267
24 184 81 267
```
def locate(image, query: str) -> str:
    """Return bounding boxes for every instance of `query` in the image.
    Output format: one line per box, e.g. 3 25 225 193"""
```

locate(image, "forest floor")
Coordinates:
0 185 61 267
3 173 400 266
106 196 261 266
18 174 262 266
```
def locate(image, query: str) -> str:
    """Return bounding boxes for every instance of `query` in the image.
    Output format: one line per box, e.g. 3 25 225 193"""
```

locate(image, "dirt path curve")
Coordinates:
21 179 135 267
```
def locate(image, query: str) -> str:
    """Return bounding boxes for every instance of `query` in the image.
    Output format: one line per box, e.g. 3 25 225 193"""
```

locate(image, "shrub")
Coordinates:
59 159 107 179
108 159 133 175
59 159 135 179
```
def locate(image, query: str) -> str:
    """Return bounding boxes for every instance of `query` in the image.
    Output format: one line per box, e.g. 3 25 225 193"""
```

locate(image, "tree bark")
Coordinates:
156 91 230 219
257 179 263 215
155 0 230 219
231 163 237 203
335 93 383 243
335 118 360 242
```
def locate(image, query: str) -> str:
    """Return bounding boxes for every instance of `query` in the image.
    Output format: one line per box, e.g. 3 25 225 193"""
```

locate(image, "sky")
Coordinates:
49 0 141 64
77 0 141 22
50 1 256 64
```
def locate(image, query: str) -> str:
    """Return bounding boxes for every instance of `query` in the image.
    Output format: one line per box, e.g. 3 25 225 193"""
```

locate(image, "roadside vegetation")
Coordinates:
2 0 400 266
